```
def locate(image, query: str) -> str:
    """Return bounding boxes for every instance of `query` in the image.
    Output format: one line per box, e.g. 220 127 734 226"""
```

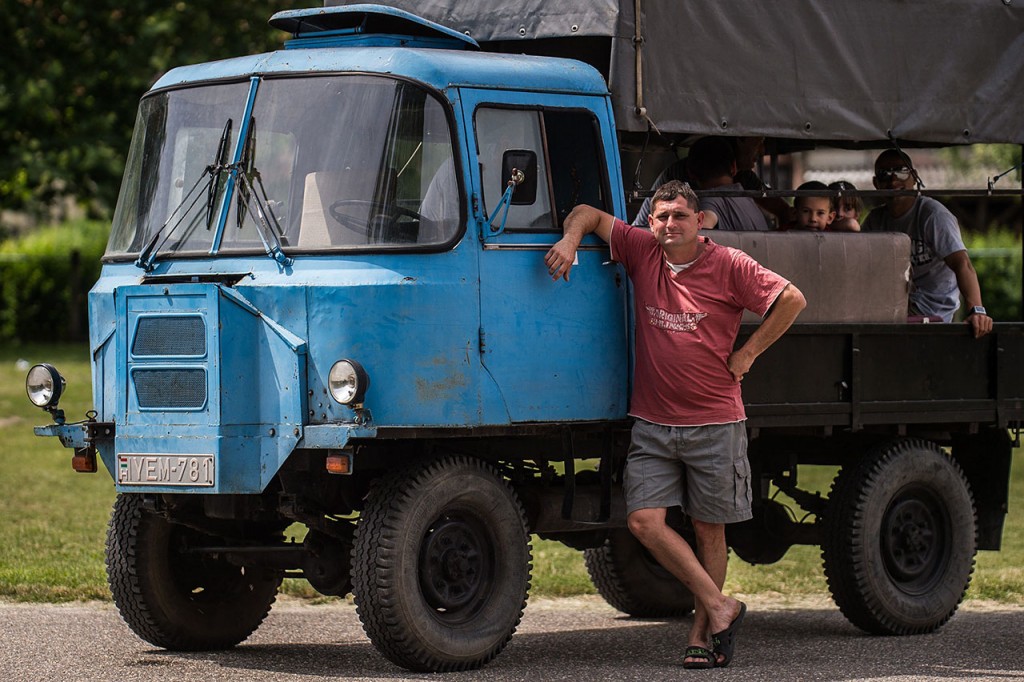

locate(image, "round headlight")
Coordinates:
26 363 66 408
328 360 369 406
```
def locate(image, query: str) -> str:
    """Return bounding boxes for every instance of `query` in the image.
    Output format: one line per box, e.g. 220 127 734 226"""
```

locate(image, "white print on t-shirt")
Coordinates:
645 305 708 333
910 238 934 267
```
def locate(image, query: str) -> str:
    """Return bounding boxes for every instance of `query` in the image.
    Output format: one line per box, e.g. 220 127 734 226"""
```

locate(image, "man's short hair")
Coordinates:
875 148 914 169
651 180 699 213
687 136 736 185
795 180 833 210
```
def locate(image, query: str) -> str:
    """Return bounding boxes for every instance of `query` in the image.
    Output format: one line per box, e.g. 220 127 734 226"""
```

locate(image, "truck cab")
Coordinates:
76 6 632 494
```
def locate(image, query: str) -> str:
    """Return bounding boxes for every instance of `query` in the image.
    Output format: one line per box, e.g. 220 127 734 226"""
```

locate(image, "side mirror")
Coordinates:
501 150 537 205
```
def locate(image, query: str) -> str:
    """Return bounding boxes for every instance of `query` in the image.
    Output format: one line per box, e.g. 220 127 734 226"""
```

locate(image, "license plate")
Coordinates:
117 454 215 487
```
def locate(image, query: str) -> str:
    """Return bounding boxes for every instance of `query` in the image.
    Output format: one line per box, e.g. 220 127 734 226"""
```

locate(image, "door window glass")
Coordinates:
474 106 607 231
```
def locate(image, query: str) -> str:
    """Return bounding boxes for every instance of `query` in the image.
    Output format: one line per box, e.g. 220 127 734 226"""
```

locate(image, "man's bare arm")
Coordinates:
726 284 806 382
545 204 615 281
945 250 992 338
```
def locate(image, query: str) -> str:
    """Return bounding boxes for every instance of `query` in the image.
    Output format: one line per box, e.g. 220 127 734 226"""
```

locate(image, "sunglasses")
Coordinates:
875 166 913 182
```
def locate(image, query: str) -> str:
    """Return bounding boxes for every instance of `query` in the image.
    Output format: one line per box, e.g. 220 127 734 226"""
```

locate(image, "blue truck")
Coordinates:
26 1 1024 672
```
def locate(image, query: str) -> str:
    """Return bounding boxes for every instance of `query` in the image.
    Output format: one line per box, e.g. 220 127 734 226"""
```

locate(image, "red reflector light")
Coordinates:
71 448 98 473
325 454 351 475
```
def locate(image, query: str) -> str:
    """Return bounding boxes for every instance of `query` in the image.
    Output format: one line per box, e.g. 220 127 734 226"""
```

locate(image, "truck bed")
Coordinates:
741 322 1024 431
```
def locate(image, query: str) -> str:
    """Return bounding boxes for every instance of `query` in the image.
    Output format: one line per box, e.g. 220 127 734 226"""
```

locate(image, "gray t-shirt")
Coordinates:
862 196 966 321
700 183 771 232
631 159 689 227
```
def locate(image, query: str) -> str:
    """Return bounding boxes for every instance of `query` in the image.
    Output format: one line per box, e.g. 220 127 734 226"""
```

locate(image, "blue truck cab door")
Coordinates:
459 89 630 422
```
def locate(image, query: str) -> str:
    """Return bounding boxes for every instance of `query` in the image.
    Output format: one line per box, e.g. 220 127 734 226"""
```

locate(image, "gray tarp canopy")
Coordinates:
325 0 1024 146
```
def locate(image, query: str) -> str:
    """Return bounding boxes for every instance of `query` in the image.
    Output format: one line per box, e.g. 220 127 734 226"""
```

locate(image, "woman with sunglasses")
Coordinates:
862 149 992 337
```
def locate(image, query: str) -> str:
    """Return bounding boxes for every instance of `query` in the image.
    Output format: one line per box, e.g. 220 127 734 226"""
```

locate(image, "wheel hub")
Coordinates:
420 517 486 611
882 496 941 584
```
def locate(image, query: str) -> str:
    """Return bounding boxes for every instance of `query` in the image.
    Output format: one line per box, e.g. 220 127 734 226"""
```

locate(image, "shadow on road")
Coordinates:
3 600 1023 681
134 603 1024 681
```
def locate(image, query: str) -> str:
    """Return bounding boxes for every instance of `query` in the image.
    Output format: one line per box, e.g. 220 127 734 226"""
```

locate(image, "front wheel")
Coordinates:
351 456 532 672
105 494 282 650
821 439 976 635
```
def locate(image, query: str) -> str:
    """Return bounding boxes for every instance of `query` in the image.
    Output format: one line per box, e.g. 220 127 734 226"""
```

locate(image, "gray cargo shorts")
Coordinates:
623 419 752 524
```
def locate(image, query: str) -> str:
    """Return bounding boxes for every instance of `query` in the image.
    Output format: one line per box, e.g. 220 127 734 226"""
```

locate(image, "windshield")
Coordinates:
107 75 461 259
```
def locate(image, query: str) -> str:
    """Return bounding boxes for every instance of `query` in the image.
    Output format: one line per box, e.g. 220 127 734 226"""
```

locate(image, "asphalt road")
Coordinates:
1 595 1022 681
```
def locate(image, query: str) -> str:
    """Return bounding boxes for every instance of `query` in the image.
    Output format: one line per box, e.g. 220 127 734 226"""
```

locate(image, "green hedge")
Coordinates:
965 229 1023 322
0 220 109 342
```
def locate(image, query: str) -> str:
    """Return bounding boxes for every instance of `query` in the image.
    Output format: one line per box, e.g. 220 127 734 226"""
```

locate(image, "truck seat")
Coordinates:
299 170 389 248
704 230 912 323
298 171 335 248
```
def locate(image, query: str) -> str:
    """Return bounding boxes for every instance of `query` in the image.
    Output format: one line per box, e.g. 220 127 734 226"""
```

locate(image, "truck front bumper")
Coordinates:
34 420 114 473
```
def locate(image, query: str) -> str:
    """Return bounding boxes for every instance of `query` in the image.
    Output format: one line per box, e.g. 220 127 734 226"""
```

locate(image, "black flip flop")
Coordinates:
711 601 747 668
682 645 716 670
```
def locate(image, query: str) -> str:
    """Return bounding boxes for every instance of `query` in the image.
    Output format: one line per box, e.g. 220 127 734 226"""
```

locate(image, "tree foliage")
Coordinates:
940 145 1023 186
0 0 304 227
0 219 109 342
964 228 1023 322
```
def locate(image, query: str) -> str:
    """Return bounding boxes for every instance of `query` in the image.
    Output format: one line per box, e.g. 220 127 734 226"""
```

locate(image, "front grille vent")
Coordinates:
134 369 207 408
133 316 206 357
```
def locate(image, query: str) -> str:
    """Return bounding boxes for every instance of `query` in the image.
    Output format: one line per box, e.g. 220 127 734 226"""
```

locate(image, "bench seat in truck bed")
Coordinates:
704 230 912 323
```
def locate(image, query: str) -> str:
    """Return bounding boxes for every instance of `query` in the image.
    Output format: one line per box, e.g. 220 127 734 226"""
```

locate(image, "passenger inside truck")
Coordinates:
786 181 836 231
828 180 862 232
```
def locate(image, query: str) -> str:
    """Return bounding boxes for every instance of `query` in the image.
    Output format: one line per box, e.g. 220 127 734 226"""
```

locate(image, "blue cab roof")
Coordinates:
150 45 608 98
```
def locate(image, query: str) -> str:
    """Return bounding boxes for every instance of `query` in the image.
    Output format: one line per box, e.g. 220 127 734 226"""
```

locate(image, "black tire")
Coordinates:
584 528 695 617
351 456 532 672
105 494 282 650
821 439 977 635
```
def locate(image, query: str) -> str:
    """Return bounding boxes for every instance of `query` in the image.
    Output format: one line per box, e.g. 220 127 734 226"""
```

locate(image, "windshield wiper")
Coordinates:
207 117 234 229
135 119 233 272
231 116 293 267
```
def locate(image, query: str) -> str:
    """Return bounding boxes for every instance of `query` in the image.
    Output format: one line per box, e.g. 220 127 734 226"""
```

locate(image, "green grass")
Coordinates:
723 465 834 597
1 344 1022 604
0 344 115 601
972 480 1024 602
530 538 597 598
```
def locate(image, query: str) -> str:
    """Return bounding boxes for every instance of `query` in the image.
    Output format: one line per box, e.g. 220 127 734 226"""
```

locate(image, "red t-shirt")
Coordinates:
610 220 789 426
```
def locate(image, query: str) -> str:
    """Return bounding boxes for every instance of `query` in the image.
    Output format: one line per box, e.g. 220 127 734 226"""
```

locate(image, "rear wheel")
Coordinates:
105 494 282 650
351 456 532 672
821 439 976 634
584 527 695 617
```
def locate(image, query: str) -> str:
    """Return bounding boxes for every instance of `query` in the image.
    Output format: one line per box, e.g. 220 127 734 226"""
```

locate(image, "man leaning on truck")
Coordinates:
545 181 806 668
